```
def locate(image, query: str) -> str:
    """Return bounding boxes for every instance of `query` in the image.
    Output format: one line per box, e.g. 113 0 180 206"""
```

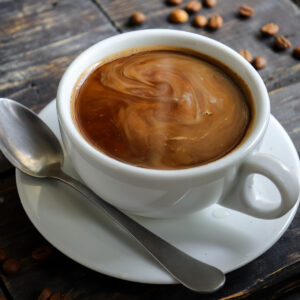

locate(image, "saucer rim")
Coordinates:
16 100 300 285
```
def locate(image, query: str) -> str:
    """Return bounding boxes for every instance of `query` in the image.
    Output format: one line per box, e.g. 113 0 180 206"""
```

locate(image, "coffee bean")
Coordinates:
0 296 7 300
238 50 252 63
32 245 54 262
293 47 300 59
186 1 202 13
167 0 182 5
253 56 267 70
169 9 189 23
129 12 146 25
204 0 217 8
274 35 291 50
207 15 223 30
260 23 279 36
49 293 67 300
193 15 207 27
2 258 21 275
239 5 255 18
38 287 53 300
0 249 6 262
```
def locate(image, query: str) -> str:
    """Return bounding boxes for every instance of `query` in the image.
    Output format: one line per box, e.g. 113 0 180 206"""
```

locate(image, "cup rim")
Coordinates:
57 29 269 179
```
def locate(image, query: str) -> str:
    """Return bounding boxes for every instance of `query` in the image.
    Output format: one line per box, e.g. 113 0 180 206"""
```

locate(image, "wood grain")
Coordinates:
0 0 117 111
270 81 300 155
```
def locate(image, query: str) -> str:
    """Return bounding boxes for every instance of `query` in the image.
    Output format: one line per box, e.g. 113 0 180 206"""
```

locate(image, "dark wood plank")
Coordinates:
0 0 118 111
96 0 300 92
0 153 11 173
270 82 300 156
0 83 299 300
0 286 7 298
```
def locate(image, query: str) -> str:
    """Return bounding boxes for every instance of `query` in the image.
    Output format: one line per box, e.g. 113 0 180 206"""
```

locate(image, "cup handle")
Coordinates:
220 153 299 219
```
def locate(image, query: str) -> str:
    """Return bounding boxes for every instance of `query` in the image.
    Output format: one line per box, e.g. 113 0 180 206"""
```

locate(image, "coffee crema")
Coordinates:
73 48 252 170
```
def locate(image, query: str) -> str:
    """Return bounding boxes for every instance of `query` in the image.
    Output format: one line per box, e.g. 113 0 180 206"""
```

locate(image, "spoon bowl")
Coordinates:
0 98 63 177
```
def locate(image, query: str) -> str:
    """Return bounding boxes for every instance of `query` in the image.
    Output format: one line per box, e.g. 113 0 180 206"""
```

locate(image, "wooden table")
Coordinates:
0 0 300 299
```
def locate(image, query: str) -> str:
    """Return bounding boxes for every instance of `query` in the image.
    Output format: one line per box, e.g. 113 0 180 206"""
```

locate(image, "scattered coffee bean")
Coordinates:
238 50 252 62
129 12 146 25
169 9 189 23
0 296 7 300
252 56 267 70
204 0 217 8
32 245 54 262
2 258 21 275
38 287 53 300
0 249 6 262
274 35 291 50
293 47 300 59
260 23 279 36
239 5 255 18
167 0 183 5
193 15 208 27
207 15 223 30
186 1 202 13
49 293 66 300
52 0 59 7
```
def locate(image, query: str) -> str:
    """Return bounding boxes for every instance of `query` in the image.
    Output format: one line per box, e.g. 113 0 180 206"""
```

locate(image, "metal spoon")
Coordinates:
0 98 225 293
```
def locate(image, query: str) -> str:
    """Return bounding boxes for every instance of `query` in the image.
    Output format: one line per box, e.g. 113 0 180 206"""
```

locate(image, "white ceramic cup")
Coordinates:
57 29 299 218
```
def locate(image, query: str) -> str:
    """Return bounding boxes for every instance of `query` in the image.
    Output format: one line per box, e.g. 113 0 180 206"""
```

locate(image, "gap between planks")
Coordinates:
91 0 122 33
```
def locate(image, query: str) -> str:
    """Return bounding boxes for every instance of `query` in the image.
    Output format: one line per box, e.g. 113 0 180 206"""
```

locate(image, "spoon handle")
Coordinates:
54 171 225 293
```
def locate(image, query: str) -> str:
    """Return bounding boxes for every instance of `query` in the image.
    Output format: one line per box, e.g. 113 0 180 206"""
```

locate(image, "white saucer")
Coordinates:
16 100 300 284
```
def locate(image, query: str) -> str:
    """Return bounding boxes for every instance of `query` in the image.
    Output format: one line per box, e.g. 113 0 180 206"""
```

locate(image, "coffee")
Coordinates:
73 47 252 170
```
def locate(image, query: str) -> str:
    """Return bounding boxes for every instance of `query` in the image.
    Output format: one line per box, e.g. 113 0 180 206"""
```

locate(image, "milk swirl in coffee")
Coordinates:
73 48 252 169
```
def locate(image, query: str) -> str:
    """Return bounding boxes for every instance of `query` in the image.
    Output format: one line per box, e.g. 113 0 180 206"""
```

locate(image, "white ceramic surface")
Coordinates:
16 100 300 284
56 29 299 218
